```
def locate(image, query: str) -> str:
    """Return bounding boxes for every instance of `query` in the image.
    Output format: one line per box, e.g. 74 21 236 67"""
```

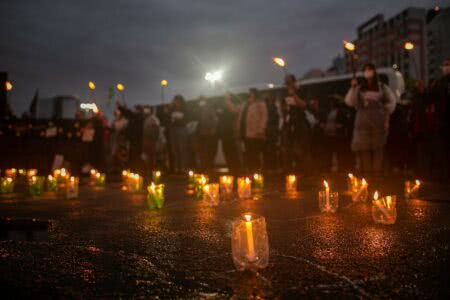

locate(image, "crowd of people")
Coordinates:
87 59 450 182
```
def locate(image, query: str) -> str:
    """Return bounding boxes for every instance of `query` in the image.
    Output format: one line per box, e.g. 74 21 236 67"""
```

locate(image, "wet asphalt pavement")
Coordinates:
0 175 449 299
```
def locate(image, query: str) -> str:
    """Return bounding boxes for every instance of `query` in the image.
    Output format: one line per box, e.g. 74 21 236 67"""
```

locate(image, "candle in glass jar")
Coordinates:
47 175 58 192
1 177 14 194
147 183 165 209
219 175 234 195
237 177 252 199
352 178 368 202
244 214 256 261
29 176 44 196
253 173 264 190
66 176 79 199
152 170 162 184
203 183 220 206
5 168 17 179
286 175 298 194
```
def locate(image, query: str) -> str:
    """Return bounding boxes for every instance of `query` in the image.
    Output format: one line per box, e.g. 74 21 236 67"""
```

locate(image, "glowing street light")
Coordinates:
88 81 96 90
343 40 356 52
116 83 125 91
205 71 223 85
404 41 414 51
5 81 13 92
160 80 168 103
343 40 357 78
273 57 286 67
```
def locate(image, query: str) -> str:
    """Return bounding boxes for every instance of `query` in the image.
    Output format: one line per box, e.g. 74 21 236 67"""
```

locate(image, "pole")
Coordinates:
161 86 165 104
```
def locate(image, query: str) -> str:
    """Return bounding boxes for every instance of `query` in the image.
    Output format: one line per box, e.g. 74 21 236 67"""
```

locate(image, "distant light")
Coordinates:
343 40 356 51
80 102 99 113
116 83 125 91
161 79 168 86
404 41 414 51
392 64 398 69
435 6 440 11
205 70 223 83
5 80 13 92
88 81 96 90
272 57 286 67
267 83 275 88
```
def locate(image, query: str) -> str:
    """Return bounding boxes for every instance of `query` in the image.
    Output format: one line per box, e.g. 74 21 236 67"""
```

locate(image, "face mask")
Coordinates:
442 66 450 75
364 70 374 79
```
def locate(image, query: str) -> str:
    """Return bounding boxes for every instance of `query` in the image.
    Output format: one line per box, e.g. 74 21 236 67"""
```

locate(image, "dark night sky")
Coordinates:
0 0 446 116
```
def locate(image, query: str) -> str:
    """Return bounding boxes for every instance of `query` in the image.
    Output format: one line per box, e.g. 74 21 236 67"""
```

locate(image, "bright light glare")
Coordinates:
205 71 223 83
272 57 286 67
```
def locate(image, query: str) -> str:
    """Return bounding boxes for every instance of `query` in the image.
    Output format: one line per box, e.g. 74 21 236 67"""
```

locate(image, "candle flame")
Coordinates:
348 173 353 179
244 214 252 222
7 177 12 183
155 171 161 177
48 175 53 180
253 173 260 180
374 191 379 201
188 170 193 177
122 170 128 176
288 175 296 182
361 178 367 186
323 180 329 189
343 40 356 51
70 176 75 182
245 177 251 184
385 196 392 208
415 179 420 186
90 169 96 175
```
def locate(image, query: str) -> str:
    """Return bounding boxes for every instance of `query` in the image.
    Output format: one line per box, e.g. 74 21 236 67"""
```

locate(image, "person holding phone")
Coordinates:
345 63 397 175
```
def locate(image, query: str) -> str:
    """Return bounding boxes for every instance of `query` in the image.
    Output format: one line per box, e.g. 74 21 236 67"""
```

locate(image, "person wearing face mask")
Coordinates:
429 58 450 180
345 63 397 175
224 88 267 172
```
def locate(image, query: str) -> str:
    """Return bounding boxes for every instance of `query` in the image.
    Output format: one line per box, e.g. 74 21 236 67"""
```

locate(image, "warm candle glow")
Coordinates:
374 191 379 201
244 214 256 261
343 40 356 51
361 178 367 187
188 170 193 177
272 57 286 67
323 180 329 190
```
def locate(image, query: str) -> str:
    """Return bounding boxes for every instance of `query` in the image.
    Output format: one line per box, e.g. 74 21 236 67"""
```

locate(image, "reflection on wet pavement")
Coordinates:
0 176 449 298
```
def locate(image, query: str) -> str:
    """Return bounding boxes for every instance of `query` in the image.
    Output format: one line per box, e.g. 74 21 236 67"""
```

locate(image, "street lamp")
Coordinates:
88 81 96 90
116 83 126 104
403 41 419 79
272 57 287 75
160 80 168 103
204 71 223 86
343 40 357 78
4 80 13 92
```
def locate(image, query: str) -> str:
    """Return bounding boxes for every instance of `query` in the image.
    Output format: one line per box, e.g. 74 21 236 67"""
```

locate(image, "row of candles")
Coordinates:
228 173 421 271
121 170 164 209
0 168 80 198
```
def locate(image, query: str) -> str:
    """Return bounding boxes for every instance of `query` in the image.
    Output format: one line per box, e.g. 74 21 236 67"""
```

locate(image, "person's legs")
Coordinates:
360 150 372 174
373 147 384 174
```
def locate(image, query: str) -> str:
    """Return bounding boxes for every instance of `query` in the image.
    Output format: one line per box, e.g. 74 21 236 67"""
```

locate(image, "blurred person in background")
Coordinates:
224 88 267 172
263 94 280 173
169 95 189 173
194 96 218 172
110 108 129 174
142 106 160 177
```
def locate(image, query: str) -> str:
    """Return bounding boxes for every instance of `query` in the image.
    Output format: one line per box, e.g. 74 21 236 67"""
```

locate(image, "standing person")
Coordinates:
224 88 267 172
142 106 160 177
308 99 326 173
217 95 240 174
282 74 310 174
195 96 218 172
429 58 450 180
263 94 280 173
169 95 189 174
110 109 129 173
118 104 145 172
345 63 397 176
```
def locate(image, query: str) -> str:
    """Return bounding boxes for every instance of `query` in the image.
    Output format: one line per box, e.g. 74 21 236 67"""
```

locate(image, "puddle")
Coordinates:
0 218 51 241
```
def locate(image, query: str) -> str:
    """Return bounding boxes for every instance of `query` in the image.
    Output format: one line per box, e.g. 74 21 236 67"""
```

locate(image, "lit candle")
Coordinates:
95 172 106 187
29 176 44 196
152 170 162 184
147 183 165 209
219 175 234 195
188 170 194 185
5 168 17 179
286 175 297 194
352 178 368 202
373 191 389 217
1 177 14 194
194 174 208 199
244 214 256 262
47 175 58 192
66 176 79 199
26 169 38 183
203 183 220 206
323 180 330 210
406 179 421 198
237 177 252 199
253 173 264 190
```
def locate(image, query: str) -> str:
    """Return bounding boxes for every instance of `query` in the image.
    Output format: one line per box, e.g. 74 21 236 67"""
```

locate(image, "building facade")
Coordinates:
427 7 450 81
345 7 427 81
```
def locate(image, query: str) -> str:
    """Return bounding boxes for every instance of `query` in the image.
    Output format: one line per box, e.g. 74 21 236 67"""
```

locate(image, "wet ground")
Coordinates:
0 175 449 299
